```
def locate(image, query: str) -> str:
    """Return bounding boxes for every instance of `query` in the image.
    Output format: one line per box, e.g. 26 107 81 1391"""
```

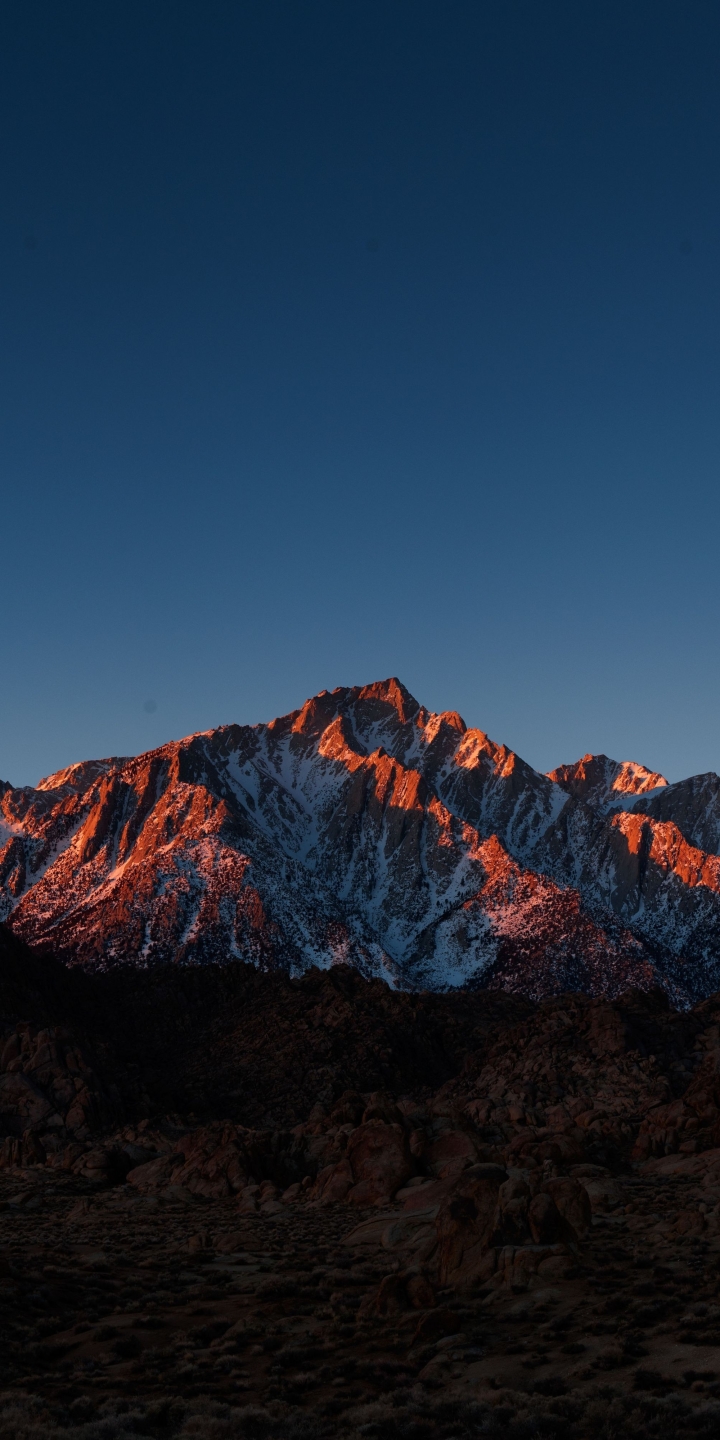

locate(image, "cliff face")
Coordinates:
2 678 720 1000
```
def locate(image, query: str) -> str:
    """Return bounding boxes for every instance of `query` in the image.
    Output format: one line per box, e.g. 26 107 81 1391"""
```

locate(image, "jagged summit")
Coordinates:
548 753 668 812
2 679 720 1003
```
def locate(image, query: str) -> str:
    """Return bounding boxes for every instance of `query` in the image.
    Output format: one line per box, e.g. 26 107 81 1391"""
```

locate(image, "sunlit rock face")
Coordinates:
548 753 668 812
2 678 720 1002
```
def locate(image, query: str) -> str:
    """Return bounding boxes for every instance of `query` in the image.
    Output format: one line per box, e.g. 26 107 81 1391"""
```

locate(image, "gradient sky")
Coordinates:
2 1 720 788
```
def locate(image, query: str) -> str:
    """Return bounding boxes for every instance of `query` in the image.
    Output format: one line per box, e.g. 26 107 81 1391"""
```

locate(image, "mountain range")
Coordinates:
2 677 720 1002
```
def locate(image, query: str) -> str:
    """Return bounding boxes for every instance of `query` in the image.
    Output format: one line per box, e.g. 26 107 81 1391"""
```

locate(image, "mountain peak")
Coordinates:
355 677 421 724
279 677 421 740
3 681 720 1006
548 753 668 811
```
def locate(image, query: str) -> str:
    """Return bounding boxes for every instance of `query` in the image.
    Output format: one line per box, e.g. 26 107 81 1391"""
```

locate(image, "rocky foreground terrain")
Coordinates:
4 677 720 1000
4 927 720 1436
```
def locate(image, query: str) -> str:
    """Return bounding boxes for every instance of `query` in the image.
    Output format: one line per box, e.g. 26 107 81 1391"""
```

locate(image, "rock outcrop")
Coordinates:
6 929 720 1296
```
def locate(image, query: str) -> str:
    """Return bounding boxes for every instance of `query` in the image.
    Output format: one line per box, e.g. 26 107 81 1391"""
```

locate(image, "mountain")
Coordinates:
2 677 720 1001
547 753 668 812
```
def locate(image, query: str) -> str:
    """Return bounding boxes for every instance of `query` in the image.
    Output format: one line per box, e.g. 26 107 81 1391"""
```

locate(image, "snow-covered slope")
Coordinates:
2 678 720 1001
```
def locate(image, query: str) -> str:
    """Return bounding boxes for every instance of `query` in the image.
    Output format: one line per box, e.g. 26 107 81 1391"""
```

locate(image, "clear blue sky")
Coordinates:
2 1 720 788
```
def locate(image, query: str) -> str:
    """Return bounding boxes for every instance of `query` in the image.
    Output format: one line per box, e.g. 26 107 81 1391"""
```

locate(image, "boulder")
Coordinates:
528 1190 564 1244
360 1268 436 1317
328 1091 365 1126
127 1155 177 1190
496 1175 532 1243
364 1273 408 1316
543 1176 591 1239
345 1120 413 1205
315 1159 353 1204
361 1091 404 1125
490 1242 577 1290
426 1128 479 1177
412 1308 462 1345
435 1163 507 1287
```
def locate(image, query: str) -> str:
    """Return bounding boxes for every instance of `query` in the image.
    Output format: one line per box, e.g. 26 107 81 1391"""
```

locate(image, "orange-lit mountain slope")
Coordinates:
548 753 668 810
2 679 720 1001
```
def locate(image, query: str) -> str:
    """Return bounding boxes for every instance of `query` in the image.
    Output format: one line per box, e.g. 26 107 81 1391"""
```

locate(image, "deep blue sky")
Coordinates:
2 1 720 787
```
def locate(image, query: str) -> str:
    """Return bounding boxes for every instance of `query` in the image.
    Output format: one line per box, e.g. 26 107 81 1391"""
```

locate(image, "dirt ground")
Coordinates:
2 1163 720 1440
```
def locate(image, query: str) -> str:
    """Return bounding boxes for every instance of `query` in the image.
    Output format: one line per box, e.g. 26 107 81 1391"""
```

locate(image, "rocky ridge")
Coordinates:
2 678 720 999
